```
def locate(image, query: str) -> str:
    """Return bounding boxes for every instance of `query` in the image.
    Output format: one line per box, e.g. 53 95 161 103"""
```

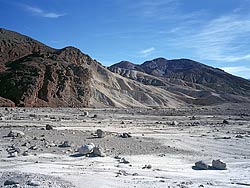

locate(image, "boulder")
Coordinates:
92 146 106 157
78 143 95 155
96 129 105 138
194 161 209 170
212 159 227 170
46 124 53 130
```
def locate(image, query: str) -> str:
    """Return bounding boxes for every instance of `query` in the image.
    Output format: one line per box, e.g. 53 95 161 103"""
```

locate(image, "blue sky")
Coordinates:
0 0 250 79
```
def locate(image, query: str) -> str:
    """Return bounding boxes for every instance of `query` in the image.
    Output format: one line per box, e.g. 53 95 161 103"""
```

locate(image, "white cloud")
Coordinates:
170 13 250 63
25 5 65 18
139 47 155 57
221 66 250 79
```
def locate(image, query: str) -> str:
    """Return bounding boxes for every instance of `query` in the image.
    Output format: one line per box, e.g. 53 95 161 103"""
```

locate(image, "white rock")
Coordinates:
78 143 95 155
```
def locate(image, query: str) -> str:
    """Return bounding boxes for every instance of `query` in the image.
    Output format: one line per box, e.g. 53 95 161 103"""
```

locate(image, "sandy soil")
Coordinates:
0 104 250 187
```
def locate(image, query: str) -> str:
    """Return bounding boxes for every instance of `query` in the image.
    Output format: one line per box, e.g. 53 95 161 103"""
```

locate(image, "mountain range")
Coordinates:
0 28 250 108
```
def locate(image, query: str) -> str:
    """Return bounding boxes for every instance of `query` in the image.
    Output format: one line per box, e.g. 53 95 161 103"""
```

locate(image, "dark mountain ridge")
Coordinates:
109 58 250 97
1 28 250 107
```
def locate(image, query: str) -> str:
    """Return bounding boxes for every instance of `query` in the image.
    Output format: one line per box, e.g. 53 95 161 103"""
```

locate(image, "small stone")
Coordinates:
170 121 178 126
236 135 244 138
120 133 132 138
194 161 209 170
223 120 229 124
92 146 106 157
83 111 89 116
21 142 30 147
22 151 30 156
29 145 38 150
114 155 121 159
212 159 227 170
142 164 152 169
9 151 18 157
27 180 41 186
190 116 196 120
96 129 105 138
4 180 19 186
46 124 53 130
119 157 130 164
58 141 71 148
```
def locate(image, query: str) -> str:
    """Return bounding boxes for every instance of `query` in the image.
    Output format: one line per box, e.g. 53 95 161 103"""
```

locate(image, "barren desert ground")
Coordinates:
0 104 250 188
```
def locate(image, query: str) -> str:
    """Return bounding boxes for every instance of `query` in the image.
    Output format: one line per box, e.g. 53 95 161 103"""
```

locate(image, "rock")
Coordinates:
78 143 95 155
21 142 30 147
142 164 152 169
83 111 89 116
212 159 227 170
7 130 25 138
27 180 41 186
96 129 105 138
223 120 229 124
119 157 130 164
190 116 196 120
58 141 71 148
9 151 18 157
22 151 30 156
117 170 129 176
170 121 178 126
46 124 53 130
236 134 244 138
92 114 97 118
114 155 121 159
29 145 38 150
120 133 132 138
194 161 209 170
92 146 106 157
4 180 19 186
6 145 20 157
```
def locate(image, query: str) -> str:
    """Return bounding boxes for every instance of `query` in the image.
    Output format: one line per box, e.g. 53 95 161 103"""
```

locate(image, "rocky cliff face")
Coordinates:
1 28 250 108
0 29 92 107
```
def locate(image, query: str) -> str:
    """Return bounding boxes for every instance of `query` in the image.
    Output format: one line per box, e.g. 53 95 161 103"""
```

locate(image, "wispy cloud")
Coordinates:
221 66 250 79
169 12 250 63
24 5 65 18
139 47 155 57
